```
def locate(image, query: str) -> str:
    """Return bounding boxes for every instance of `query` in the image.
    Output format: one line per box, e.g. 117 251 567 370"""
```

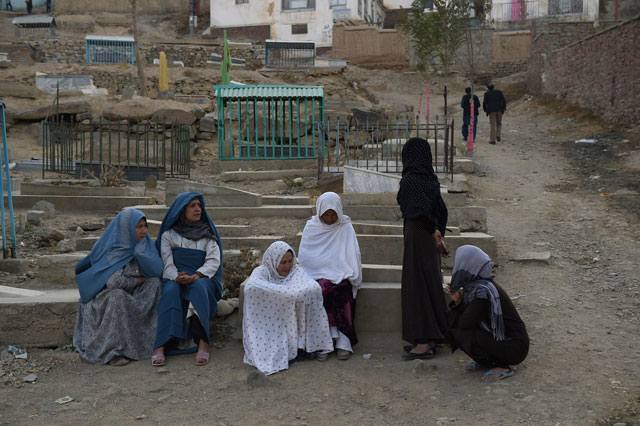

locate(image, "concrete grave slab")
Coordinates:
166 178 262 207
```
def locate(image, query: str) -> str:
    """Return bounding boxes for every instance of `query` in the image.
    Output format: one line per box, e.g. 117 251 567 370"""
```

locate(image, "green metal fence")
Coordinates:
215 85 324 160
42 119 191 179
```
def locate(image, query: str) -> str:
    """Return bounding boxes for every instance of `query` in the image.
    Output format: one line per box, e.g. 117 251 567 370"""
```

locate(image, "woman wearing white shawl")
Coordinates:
298 192 362 360
243 241 333 375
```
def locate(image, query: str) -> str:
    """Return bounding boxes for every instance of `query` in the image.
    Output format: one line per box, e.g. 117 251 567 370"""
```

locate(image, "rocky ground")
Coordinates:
1 74 639 424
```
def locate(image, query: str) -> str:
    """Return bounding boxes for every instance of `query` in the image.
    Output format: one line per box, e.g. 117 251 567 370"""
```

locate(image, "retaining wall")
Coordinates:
528 16 640 126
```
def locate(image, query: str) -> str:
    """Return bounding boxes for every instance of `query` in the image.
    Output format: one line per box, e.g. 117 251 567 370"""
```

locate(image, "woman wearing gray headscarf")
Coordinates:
447 245 529 382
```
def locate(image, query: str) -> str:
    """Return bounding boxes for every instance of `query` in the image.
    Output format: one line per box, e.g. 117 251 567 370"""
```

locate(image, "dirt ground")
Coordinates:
1 73 639 425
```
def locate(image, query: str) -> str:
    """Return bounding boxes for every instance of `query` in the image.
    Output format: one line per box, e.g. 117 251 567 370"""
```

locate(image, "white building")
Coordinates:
491 0 599 23
209 0 386 46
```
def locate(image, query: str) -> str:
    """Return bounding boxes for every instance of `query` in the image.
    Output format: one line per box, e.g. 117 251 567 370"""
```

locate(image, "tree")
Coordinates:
131 0 147 96
403 0 491 82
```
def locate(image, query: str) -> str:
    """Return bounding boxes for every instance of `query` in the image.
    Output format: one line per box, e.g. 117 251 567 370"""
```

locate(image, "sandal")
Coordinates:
481 368 514 382
195 350 210 366
464 361 486 372
109 356 130 367
151 353 166 367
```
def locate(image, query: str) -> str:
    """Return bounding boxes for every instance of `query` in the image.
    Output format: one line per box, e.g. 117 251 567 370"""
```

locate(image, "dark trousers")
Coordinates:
26 1 32 13
5 2 12 10
462 115 478 141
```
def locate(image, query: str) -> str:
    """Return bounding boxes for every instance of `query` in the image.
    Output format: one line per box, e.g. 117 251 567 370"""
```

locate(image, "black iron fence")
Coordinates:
319 117 456 181
42 119 191 180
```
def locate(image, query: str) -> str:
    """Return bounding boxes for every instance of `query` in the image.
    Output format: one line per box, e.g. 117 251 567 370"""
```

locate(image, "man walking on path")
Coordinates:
461 87 480 142
483 84 506 145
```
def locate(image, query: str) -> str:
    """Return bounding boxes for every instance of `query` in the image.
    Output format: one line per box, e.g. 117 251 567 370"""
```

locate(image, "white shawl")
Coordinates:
298 192 362 297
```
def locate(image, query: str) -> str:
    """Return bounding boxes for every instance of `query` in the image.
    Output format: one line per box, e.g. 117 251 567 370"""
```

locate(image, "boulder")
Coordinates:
40 228 66 242
24 122 42 138
26 210 44 225
13 101 91 121
32 200 56 219
157 90 175 100
151 108 197 125
121 87 136 100
55 239 75 253
102 101 155 122
199 114 217 133
197 131 214 141
351 107 387 126
0 81 42 99
190 105 206 119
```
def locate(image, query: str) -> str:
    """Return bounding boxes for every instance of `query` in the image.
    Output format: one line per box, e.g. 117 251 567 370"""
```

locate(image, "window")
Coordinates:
236 0 248 4
358 0 362 16
291 24 308 34
548 0 583 15
330 0 347 8
282 0 315 11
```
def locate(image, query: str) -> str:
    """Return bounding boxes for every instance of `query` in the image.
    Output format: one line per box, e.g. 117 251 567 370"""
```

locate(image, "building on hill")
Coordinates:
491 0 599 24
207 0 385 46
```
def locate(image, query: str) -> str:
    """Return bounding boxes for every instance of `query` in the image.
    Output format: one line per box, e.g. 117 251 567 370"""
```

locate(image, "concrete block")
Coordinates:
443 174 469 193
362 264 401 283
0 259 30 274
453 158 475 174
355 283 401 333
353 222 402 235
448 206 487 232
339 191 465 208
36 254 86 286
166 178 262 207
26 210 45 225
509 251 552 264
220 169 317 183
343 205 403 222
0 289 79 346
343 165 400 193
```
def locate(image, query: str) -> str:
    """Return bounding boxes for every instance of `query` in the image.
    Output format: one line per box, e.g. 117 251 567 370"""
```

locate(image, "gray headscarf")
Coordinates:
450 245 505 341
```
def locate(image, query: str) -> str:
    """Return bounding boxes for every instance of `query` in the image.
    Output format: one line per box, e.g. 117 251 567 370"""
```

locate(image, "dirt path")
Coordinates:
2 87 640 425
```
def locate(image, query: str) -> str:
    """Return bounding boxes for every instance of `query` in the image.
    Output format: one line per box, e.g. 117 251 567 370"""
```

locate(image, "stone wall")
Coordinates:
526 21 601 94
28 39 262 70
492 31 530 63
332 23 410 68
546 16 640 126
55 0 184 14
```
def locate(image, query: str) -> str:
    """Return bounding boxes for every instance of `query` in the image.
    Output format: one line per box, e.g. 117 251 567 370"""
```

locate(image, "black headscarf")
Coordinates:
171 197 216 242
397 138 448 234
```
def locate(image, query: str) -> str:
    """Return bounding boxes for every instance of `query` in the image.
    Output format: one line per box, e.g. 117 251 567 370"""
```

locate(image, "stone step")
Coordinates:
20 182 135 197
107 219 253 238
5 194 153 212
296 232 497 269
353 222 460 236
131 205 314 221
261 195 310 206
340 191 466 208
344 205 486 232
220 169 317 183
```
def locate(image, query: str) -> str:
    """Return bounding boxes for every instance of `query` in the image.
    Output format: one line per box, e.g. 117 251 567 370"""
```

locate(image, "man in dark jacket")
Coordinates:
461 87 480 142
482 84 506 145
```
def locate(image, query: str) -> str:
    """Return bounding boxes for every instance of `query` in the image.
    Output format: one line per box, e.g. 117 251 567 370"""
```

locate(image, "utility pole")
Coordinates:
189 0 196 37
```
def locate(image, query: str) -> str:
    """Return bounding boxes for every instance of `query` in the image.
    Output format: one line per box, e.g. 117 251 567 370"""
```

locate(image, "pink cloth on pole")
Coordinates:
468 104 475 152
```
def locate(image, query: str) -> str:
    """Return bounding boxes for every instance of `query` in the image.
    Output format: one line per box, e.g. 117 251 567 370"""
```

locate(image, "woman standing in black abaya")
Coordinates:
397 137 450 359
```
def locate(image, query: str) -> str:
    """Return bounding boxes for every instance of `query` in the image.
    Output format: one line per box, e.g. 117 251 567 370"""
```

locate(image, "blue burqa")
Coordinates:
154 192 224 354
75 208 163 303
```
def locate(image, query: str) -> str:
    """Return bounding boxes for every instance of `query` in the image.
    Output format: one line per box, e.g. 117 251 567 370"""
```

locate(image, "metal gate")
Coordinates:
42 119 191 179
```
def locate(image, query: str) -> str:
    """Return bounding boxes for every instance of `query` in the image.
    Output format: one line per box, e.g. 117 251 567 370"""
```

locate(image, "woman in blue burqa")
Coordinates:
151 192 223 367
74 208 163 366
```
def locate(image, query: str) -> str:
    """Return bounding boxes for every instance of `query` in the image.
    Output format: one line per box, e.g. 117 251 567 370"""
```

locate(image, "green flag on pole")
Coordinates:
221 30 231 85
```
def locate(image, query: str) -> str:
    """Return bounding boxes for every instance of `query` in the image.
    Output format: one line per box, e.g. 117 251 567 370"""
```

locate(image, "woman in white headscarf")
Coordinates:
298 192 362 361
243 241 333 375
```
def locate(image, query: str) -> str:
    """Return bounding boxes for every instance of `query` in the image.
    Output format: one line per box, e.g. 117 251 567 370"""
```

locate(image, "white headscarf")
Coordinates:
298 192 362 296
259 241 300 284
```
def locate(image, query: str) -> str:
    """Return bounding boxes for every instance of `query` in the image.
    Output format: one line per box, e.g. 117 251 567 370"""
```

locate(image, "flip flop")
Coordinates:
151 353 166 367
482 369 514 382
195 350 210 366
464 361 485 372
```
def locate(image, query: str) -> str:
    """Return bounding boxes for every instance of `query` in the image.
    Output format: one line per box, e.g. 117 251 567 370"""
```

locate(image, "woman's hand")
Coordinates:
446 286 463 306
136 277 146 285
176 272 198 286
433 230 451 258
